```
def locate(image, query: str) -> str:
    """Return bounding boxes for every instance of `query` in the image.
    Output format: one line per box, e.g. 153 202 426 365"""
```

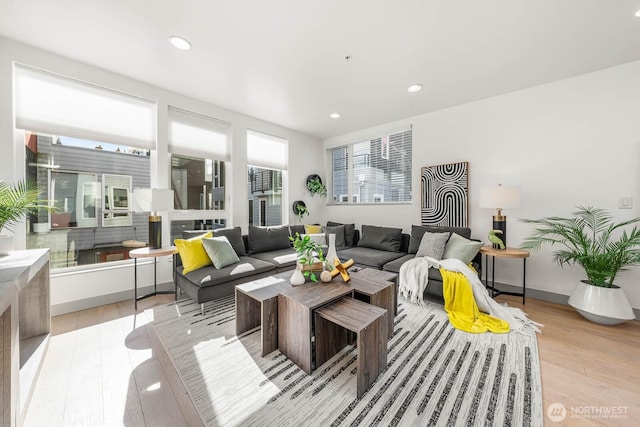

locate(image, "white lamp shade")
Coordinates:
133 189 174 213
479 185 521 209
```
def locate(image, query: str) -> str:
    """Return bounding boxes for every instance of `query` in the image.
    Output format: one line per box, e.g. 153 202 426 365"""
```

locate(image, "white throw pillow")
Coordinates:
301 233 326 246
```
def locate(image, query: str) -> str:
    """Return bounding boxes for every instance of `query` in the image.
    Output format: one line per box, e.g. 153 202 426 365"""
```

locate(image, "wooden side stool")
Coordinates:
314 298 388 398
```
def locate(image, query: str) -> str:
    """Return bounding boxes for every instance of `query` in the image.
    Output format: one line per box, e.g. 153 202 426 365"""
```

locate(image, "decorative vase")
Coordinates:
325 233 339 267
0 235 13 256
568 280 635 325
290 267 306 286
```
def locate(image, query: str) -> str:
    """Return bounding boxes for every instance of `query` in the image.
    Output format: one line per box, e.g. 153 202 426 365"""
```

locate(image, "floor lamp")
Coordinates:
133 189 174 249
479 184 521 249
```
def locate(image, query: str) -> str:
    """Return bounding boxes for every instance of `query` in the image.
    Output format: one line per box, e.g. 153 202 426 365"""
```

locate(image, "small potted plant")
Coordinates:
289 233 325 284
0 180 52 255
306 175 327 198
521 206 640 324
292 200 309 222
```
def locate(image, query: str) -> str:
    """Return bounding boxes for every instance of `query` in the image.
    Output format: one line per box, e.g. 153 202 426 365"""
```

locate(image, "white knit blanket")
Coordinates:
399 256 541 334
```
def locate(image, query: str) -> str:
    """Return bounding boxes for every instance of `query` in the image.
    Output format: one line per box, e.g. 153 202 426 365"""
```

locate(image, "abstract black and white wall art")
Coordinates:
421 162 468 227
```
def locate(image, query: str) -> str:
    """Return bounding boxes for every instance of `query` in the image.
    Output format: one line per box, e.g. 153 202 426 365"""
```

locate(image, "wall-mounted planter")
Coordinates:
306 174 327 197
292 200 308 222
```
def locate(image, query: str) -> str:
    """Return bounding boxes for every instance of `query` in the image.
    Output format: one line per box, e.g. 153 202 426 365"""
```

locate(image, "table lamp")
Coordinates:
133 188 174 249
479 184 520 249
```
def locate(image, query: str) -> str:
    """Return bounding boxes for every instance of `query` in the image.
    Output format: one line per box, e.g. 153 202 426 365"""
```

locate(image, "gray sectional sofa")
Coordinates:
334 223 481 302
174 222 481 313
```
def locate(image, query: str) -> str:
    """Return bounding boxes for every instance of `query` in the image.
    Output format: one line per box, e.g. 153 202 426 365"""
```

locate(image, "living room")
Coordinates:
1 1 640 426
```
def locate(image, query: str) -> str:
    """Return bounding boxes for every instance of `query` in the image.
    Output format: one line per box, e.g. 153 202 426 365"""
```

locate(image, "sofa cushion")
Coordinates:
202 236 240 269
289 224 305 239
301 233 326 246
382 254 416 273
337 247 405 269
357 225 402 252
322 225 346 248
178 256 276 288
248 248 297 269
174 231 214 274
442 233 483 264
248 225 291 253
304 224 323 234
415 232 449 259
212 226 246 256
408 225 472 254
327 221 356 247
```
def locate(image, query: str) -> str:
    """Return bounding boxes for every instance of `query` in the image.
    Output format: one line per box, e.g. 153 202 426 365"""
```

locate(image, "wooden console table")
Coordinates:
0 249 50 426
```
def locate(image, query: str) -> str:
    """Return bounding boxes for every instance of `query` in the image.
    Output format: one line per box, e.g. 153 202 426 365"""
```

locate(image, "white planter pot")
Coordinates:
568 280 636 325
0 235 14 256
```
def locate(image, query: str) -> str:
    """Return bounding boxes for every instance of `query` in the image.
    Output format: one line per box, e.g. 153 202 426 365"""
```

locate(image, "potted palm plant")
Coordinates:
0 180 51 255
521 206 639 324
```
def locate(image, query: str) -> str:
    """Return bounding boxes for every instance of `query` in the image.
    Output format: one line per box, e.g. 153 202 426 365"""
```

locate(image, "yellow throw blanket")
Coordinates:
441 268 510 334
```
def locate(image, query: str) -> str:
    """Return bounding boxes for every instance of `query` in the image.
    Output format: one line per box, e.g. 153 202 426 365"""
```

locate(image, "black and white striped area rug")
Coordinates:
150 295 542 426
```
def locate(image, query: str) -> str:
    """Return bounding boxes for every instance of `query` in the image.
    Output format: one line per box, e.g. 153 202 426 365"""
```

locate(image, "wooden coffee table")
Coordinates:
348 268 397 339
235 273 291 356
278 281 353 374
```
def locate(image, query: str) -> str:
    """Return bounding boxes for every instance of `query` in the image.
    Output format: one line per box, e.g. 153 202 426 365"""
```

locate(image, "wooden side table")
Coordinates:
129 246 178 309
480 246 530 304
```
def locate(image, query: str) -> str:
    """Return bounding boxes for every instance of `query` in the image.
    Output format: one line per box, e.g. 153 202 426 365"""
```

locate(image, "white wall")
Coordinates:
324 60 640 310
0 37 322 314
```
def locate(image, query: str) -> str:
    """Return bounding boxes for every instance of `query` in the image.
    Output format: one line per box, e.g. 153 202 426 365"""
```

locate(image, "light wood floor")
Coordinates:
23 295 640 427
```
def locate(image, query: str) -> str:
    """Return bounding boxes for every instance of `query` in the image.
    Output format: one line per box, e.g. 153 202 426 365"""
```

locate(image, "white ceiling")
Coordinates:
2 1 640 140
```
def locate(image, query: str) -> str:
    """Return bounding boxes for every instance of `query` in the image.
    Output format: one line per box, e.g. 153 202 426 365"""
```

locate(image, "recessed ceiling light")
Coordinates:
407 84 423 93
635 8 640 17
169 35 192 50
329 113 341 119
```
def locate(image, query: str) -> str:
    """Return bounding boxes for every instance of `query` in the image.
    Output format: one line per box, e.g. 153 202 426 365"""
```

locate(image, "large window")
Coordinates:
168 107 230 240
15 65 155 270
246 130 287 226
329 128 412 204
171 155 225 210
24 133 151 269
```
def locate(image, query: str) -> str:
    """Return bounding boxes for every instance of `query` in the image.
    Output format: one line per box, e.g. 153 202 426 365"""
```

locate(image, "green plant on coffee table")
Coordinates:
289 233 325 282
0 179 52 232
307 176 327 197
520 206 640 287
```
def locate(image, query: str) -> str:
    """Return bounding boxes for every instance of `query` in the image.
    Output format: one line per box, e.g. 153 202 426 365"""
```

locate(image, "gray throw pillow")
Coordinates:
415 232 449 259
322 225 346 248
327 221 356 247
212 226 246 256
408 225 471 254
442 233 483 264
289 224 305 239
248 225 291 253
202 236 240 269
357 225 402 252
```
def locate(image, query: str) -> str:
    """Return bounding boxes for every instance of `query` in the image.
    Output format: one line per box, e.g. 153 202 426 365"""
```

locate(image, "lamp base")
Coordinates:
492 215 507 249
149 215 162 249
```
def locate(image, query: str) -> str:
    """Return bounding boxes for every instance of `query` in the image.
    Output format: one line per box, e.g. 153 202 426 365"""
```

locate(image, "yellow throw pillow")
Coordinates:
175 231 213 274
304 224 322 234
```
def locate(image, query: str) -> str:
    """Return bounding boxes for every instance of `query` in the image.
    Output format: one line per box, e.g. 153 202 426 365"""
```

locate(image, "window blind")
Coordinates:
168 107 231 162
246 130 288 170
329 127 412 203
14 65 156 149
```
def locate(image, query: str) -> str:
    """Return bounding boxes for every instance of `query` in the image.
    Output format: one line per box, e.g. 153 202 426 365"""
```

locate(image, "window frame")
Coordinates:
327 127 413 206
